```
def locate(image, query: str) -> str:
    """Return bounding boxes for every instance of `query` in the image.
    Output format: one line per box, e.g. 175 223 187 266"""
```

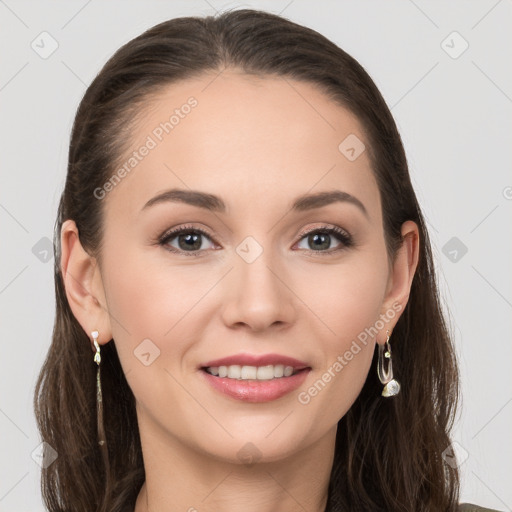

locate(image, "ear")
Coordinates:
378 220 420 342
60 219 113 347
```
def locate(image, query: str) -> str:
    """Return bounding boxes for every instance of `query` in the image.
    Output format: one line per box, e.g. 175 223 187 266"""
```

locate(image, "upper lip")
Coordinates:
201 353 310 370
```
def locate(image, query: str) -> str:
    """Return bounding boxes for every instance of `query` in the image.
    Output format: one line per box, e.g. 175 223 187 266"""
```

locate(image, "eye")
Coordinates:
158 225 216 256
157 223 354 257
295 225 353 254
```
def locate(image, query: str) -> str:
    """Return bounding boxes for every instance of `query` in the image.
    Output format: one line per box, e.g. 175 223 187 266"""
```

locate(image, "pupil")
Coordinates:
310 233 330 250
179 233 201 251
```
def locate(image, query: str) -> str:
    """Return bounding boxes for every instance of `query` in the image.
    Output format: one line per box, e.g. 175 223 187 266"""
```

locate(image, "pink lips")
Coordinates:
200 368 310 402
199 352 312 403
200 352 310 370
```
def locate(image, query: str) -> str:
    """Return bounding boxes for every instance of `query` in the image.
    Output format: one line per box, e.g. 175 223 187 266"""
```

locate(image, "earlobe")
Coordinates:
60 219 112 344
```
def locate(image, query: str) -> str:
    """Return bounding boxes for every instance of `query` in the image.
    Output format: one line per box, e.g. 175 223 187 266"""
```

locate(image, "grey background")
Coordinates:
1 1 511 510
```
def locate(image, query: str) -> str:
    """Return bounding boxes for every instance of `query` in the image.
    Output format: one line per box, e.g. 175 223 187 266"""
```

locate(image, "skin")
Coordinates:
61 70 419 512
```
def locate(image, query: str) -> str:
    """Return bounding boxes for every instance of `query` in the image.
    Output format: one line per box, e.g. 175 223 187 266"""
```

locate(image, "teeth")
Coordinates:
206 364 297 380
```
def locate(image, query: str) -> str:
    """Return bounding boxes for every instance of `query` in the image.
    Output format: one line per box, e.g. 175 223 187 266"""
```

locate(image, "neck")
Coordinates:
133 422 336 512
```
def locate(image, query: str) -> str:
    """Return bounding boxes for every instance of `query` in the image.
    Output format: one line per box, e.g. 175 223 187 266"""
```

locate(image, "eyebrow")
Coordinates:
141 188 369 219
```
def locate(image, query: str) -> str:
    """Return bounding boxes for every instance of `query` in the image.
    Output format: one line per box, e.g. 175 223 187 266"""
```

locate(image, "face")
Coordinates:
86 70 404 464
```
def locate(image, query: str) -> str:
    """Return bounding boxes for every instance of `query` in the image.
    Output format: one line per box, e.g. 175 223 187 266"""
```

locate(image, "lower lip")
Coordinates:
200 368 311 403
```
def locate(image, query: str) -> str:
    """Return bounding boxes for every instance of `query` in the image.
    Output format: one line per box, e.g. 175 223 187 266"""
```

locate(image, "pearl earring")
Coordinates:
91 330 106 445
377 329 401 397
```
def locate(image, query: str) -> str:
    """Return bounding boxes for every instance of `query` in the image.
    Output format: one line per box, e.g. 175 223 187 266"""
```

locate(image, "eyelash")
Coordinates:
157 224 354 257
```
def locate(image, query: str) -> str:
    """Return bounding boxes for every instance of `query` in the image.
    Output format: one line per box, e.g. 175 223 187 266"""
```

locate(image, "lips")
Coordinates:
200 353 310 370
200 367 311 402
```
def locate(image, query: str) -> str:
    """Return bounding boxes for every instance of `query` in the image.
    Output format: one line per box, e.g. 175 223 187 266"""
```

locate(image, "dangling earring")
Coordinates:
377 329 401 397
91 330 106 446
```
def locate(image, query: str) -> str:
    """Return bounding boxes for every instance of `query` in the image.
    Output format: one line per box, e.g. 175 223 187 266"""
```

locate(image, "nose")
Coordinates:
220 249 296 333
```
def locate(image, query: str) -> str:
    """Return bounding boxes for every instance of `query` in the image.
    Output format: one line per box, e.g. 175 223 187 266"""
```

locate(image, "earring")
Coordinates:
377 329 401 397
91 330 106 446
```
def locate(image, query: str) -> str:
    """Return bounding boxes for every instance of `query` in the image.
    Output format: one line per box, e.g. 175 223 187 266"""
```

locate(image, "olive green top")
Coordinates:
459 503 503 511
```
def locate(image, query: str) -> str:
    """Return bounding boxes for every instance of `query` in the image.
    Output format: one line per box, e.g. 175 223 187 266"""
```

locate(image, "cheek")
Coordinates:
101 243 233 412
293 250 389 344
101 244 208 374
291 251 388 413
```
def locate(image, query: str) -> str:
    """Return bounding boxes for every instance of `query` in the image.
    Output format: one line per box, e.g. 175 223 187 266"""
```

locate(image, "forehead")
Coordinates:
103 70 380 223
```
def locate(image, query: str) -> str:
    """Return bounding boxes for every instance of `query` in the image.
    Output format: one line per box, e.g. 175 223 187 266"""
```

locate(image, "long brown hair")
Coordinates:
34 9 461 511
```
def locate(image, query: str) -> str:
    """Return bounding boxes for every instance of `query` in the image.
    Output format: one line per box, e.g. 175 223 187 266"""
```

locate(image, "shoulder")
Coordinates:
458 503 503 511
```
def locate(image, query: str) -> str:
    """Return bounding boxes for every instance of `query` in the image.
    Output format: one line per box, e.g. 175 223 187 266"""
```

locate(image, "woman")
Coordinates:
33 8 500 512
